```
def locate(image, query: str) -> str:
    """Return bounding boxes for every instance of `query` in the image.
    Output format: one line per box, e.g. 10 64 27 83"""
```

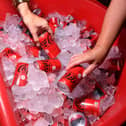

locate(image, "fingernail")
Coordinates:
82 73 87 78
36 42 40 47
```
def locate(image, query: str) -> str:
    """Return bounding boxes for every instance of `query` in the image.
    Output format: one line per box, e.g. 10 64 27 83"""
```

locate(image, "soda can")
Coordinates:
80 26 94 35
25 45 41 57
34 59 62 73
39 32 61 58
33 8 42 17
2 48 21 62
49 17 60 26
73 98 100 116
49 22 57 34
90 32 98 47
59 21 67 28
0 26 3 31
65 15 76 24
69 112 88 126
11 63 28 87
57 65 85 94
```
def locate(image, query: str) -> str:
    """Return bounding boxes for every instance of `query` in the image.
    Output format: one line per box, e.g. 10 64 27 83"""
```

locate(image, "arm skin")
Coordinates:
67 0 126 77
17 2 52 45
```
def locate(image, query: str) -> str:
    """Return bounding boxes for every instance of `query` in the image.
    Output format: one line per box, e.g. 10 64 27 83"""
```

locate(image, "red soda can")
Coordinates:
73 98 100 116
57 65 84 94
25 45 40 57
49 22 57 34
90 32 98 46
80 26 94 34
0 26 3 31
48 17 59 33
2 48 21 62
95 82 106 99
59 21 67 28
69 112 88 126
39 32 61 58
33 8 42 17
11 63 28 87
34 59 62 73
65 15 76 24
52 122 63 126
49 17 60 26
107 58 124 72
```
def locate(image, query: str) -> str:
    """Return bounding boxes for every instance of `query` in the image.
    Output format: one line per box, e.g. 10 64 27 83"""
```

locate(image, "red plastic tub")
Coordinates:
0 0 126 126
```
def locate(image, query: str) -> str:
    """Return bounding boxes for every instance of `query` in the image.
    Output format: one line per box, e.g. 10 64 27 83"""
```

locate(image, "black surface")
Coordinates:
98 0 111 6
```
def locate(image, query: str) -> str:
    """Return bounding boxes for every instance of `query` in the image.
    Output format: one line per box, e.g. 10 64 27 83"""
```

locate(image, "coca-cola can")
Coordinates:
57 65 85 94
2 48 21 62
11 63 28 87
0 26 3 31
80 26 94 34
33 8 42 17
69 112 88 126
34 59 62 72
49 22 57 34
95 81 106 99
73 98 100 116
65 15 76 24
49 17 60 26
39 32 61 58
90 32 98 46
25 45 41 57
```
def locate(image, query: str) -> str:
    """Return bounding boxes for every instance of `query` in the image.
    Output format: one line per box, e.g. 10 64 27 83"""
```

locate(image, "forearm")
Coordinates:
95 0 126 52
12 0 31 19
17 2 31 19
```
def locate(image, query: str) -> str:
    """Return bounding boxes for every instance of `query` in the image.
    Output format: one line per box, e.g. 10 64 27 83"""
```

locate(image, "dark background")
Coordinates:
98 0 111 6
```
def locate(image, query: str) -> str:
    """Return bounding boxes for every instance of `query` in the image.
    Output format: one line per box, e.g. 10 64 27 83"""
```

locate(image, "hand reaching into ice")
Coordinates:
67 0 126 76
17 2 52 45
66 46 108 77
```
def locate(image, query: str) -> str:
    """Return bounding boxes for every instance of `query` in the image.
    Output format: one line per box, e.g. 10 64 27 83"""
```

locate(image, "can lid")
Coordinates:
57 81 70 95
33 61 40 69
69 112 87 126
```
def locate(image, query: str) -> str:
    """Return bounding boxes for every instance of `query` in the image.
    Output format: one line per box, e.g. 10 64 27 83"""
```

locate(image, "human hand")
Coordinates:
66 46 108 77
17 2 52 44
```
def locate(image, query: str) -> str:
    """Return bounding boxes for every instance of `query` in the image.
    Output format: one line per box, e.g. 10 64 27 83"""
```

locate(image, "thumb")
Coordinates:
82 62 97 77
32 31 39 42
31 31 41 47
45 25 53 38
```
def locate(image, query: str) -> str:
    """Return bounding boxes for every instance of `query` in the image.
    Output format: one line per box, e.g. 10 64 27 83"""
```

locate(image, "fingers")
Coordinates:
31 31 39 41
46 26 53 37
39 18 53 37
82 63 98 77
66 51 93 70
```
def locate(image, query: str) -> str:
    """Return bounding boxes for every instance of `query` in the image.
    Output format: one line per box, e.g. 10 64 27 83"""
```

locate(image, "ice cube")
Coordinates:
28 64 49 91
34 118 49 126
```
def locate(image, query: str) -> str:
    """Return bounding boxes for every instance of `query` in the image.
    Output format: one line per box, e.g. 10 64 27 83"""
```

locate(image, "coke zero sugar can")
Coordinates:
33 8 42 17
69 112 88 126
11 63 28 87
39 32 61 58
57 65 85 94
34 59 62 73
25 45 41 57
49 17 60 26
2 48 21 62
73 98 100 116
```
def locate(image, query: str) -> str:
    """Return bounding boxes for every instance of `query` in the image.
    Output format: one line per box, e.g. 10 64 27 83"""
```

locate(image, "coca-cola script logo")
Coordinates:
3 48 14 57
17 63 28 74
64 72 78 84
40 33 53 48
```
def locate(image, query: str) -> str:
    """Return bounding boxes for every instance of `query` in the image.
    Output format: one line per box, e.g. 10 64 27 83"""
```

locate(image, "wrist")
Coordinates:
17 2 32 20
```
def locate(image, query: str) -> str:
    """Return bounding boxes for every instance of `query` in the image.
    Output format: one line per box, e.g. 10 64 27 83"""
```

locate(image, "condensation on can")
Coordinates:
39 32 61 58
57 65 85 94
34 59 62 73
